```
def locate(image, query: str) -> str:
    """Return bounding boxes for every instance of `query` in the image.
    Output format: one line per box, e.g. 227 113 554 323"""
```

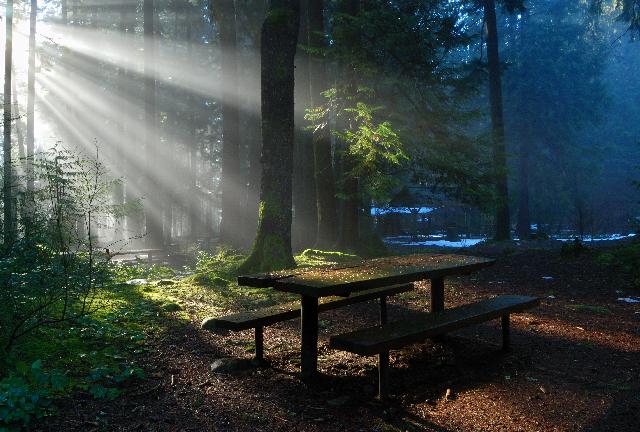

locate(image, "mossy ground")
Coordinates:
1 247 357 428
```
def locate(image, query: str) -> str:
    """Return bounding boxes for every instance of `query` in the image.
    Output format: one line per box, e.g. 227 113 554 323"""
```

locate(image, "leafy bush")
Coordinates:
0 360 68 429
0 146 120 353
598 240 640 286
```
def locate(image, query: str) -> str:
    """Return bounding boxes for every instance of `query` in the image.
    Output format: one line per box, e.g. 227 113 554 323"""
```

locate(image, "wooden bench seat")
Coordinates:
201 283 414 361
329 295 540 397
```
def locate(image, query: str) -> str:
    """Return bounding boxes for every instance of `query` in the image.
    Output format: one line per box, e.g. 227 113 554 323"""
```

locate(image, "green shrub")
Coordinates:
0 360 68 429
598 240 640 286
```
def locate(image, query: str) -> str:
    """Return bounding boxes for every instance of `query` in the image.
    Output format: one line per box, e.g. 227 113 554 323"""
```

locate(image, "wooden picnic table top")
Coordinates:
238 253 495 298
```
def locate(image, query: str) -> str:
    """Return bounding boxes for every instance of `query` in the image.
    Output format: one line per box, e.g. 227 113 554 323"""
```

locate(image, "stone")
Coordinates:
210 358 254 374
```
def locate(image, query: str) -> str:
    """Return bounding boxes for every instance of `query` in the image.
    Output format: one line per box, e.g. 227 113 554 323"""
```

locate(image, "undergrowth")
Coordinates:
1 247 356 429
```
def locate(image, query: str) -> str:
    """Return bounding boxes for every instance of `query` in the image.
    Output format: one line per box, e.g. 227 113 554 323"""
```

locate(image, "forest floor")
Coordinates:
35 242 640 432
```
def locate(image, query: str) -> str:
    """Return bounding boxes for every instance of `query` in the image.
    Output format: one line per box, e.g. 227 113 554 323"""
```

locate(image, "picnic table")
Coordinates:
238 253 495 381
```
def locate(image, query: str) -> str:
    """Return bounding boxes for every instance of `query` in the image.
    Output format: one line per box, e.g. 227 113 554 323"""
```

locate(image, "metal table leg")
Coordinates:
300 295 319 381
431 277 445 312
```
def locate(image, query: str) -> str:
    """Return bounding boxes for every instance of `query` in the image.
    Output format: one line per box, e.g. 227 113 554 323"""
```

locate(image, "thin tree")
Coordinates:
484 0 511 240
26 0 37 194
292 0 317 250
143 0 163 247
214 0 242 247
309 0 338 249
3 0 15 244
240 0 300 272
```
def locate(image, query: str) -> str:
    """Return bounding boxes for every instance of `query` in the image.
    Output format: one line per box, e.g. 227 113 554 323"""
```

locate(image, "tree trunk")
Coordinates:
3 0 15 245
292 0 317 251
215 0 242 247
516 139 530 239
61 0 67 24
143 0 163 247
26 0 36 194
485 0 510 241
309 0 337 249
240 0 300 273
335 0 360 253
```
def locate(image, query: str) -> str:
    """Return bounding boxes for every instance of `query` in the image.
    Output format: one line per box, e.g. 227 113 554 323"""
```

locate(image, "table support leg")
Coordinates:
378 351 389 399
502 315 510 351
431 277 445 312
301 295 319 382
379 296 388 325
255 326 264 362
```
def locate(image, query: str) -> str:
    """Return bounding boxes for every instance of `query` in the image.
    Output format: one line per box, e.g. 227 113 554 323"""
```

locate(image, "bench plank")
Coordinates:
329 295 540 356
202 283 414 331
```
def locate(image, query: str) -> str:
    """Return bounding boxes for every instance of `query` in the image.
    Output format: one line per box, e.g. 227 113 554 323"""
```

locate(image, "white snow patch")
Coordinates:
547 295 556 299
542 276 554 280
389 238 486 248
555 233 636 242
618 297 640 303
371 206 435 216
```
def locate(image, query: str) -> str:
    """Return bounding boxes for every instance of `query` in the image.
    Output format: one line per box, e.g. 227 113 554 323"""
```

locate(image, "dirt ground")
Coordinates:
42 246 640 431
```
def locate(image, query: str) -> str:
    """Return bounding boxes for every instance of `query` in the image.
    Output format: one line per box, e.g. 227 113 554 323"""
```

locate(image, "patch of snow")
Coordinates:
393 238 486 248
530 224 538 230
547 295 556 299
371 206 435 216
542 276 554 280
554 233 636 242
126 278 149 285
618 297 640 303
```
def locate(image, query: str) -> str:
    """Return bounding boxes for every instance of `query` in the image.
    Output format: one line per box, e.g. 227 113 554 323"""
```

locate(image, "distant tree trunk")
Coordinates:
143 0 163 247
516 139 530 239
213 0 242 247
309 0 337 249
3 0 15 245
485 0 511 241
186 5 201 240
240 0 300 273
292 0 317 251
244 105 261 244
26 0 36 194
335 0 360 253
61 0 67 23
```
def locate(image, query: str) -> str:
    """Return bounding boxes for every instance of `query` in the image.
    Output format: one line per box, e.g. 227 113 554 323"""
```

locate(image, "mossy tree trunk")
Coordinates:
485 0 511 241
240 0 300 273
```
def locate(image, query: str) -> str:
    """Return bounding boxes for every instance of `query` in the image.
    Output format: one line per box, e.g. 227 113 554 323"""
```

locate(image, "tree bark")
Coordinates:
292 0 317 251
3 0 15 245
485 0 511 241
215 0 242 247
26 0 36 194
240 0 300 273
143 0 163 247
516 139 530 239
309 0 337 249
335 0 360 253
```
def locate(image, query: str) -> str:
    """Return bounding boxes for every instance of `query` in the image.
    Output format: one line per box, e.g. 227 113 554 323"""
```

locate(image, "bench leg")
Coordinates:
255 326 264 361
301 295 319 382
502 315 510 351
431 277 445 313
380 296 388 325
378 351 389 399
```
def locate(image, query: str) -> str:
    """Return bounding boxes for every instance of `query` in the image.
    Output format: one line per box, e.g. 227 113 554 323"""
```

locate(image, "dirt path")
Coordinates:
43 248 640 431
